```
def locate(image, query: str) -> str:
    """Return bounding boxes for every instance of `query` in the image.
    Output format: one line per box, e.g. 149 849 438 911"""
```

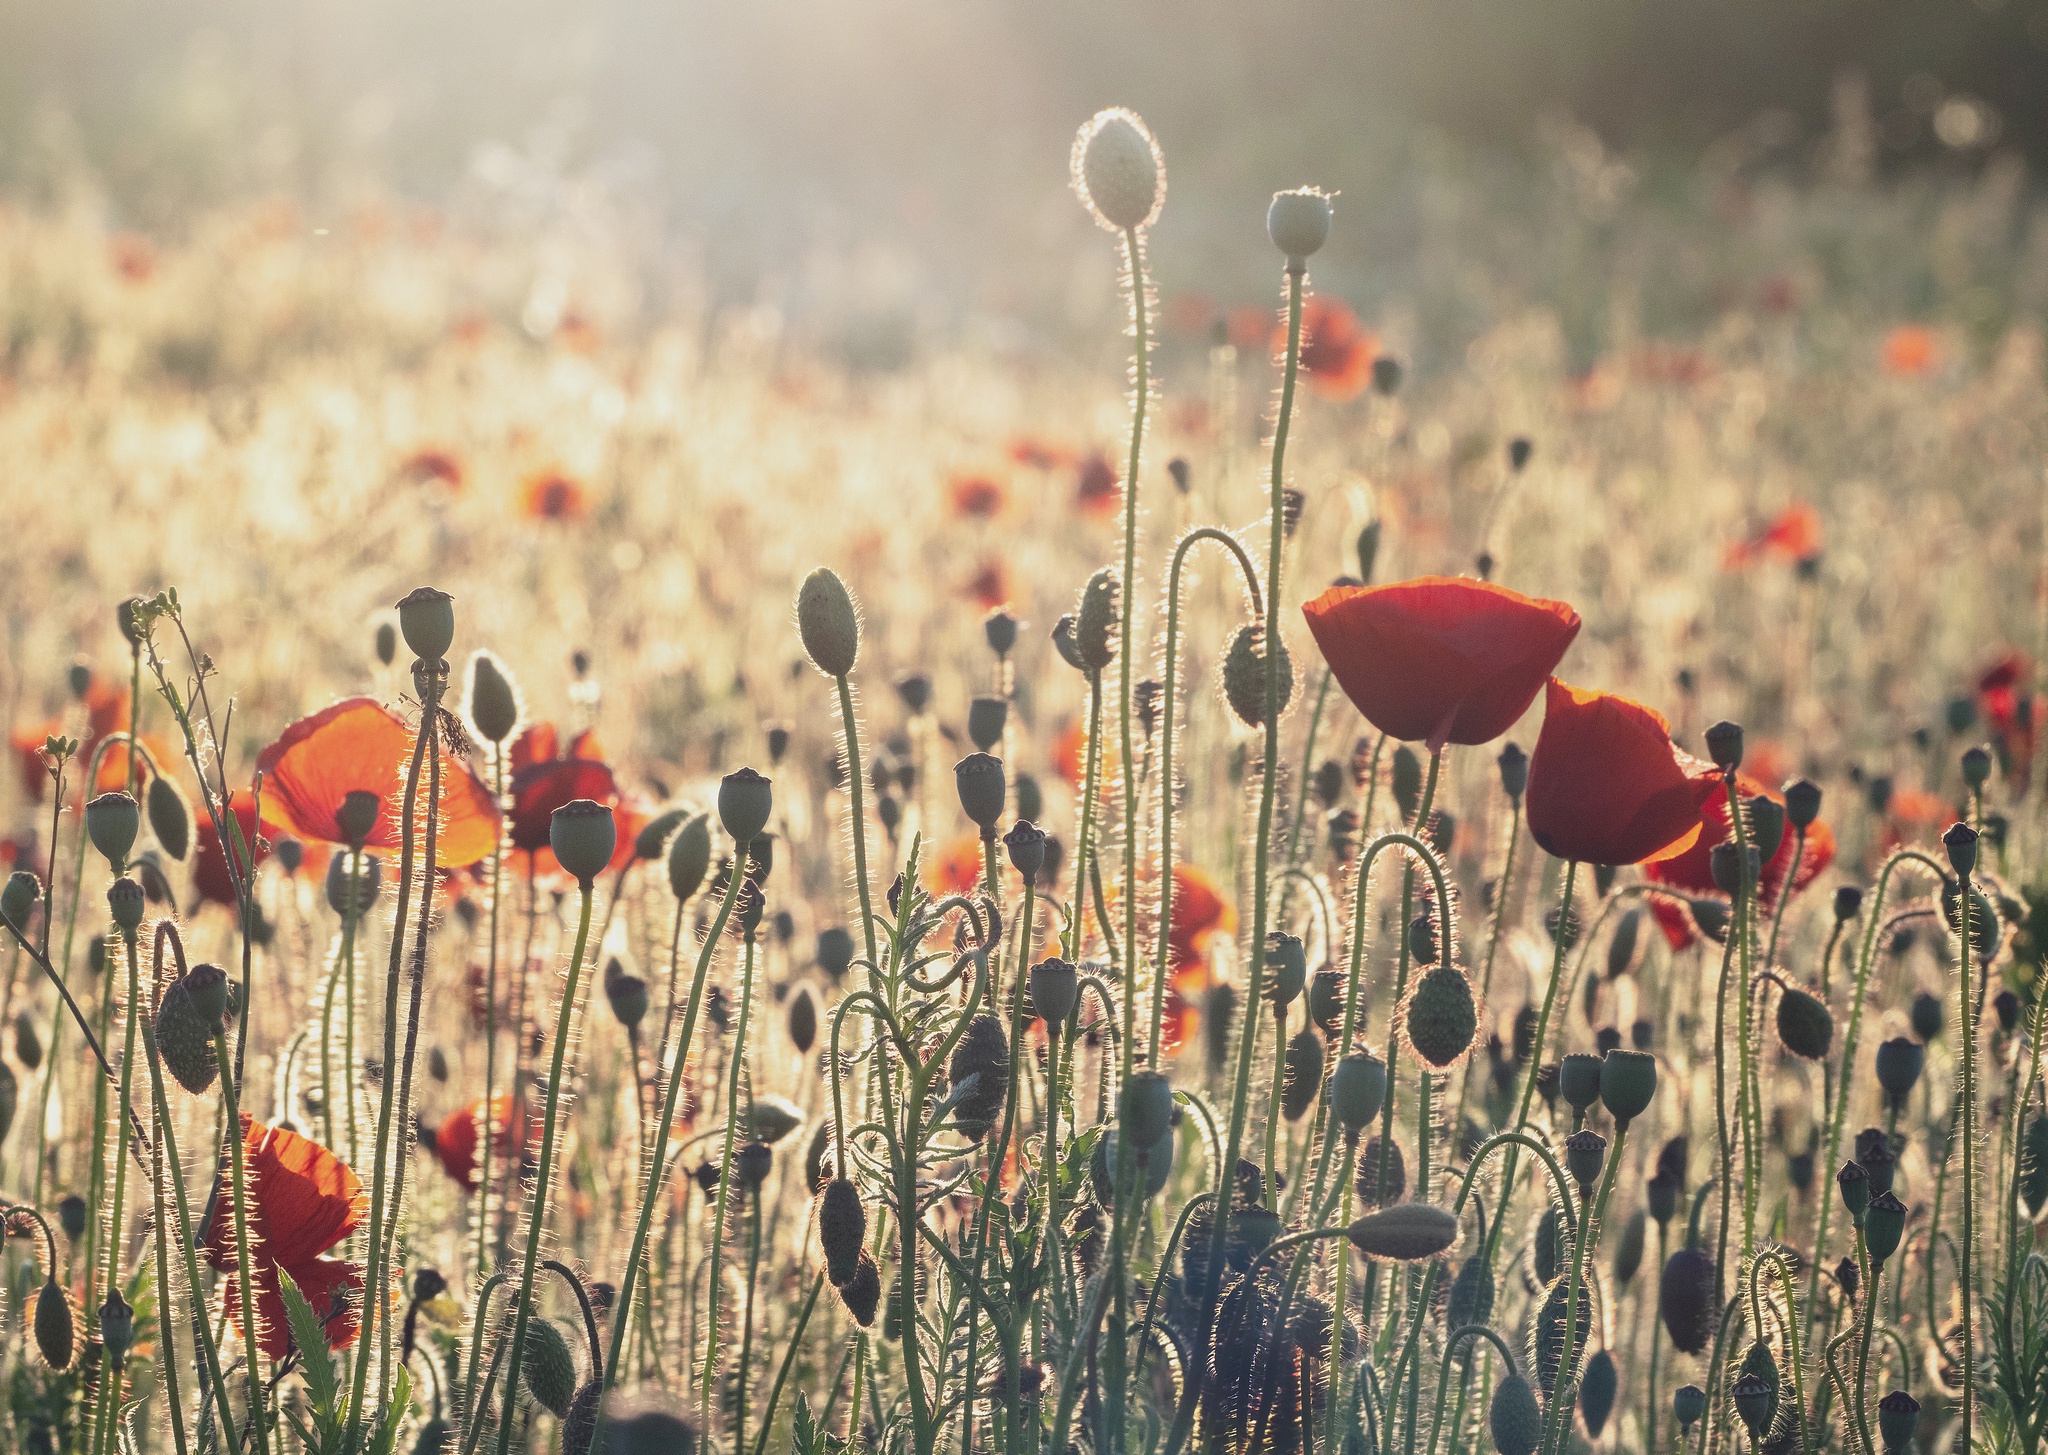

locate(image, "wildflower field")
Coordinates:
0 99 2046 1455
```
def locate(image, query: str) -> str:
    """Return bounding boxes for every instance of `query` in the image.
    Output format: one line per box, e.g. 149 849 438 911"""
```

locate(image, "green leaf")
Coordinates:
365 1367 412 1455
276 1266 339 1421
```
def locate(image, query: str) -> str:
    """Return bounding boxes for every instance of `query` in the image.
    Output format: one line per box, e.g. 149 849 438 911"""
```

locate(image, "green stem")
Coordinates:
215 1031 272 1455
478 744 504 1287
698 929 761 1433
1536 1122 1629 1455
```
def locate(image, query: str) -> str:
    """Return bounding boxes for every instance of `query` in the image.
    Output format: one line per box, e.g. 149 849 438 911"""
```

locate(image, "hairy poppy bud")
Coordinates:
147 777 191 862
1559 1053 1603 1116
1835 1255 1859 1302
1307 966 1344 1035
984 610 1017 658
797 568 861 677
1877 1391 1920 1452
1072 108 1164 232
1784 779 1822 829
1029 957 1078 1029
1580 1348 1619 1438
550 800 616 888
1221 622 1291 727
605 974 649 1030
786 986 818 1054
1776 984 1833 1059
1613 1205 1647 1284
107 878 145 936
467 652 520 745
1490 1373 1543 1455
1330 1053 1387 1138
1074 568 1119 674
1267 187 1333 265
1674 1385 1707 1430
1533 1207 1569 1286
99 1287 134 1371
1863 1189 1906 1264
1565 1130 1607 1197
817 1176 867 1287
0 870 38 932
967 698 1007 754
1746 796 1786 863
1661 1246 1716 1354
1704 720 1744 770
1348 1203 1458 1261
954 753 1006 837
1356 1136 1407 1207
1120 1070 1175 1149
947 1016 1009 1142
1281 1025 1324 1122
631 808 686 865
395 587 455 662
718 768 773 845
156 963 232 1093
521 1315 576 1418
1406 965 1477 1068
86 792 139 870
34 1276 72 1370
1945 821 1979 878
817 927 855 982
1407 912 1439 966
1837 1160 1870 1224
838 1250 881 1326
1265 933 1307 1009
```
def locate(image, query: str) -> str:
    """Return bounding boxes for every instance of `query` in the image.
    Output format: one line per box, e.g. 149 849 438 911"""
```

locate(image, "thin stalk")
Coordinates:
214 1031 272 1455
698 929 761 1431
478 742 505 1286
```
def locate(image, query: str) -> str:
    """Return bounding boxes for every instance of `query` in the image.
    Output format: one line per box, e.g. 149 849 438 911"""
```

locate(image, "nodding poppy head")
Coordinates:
1302 578 1582 752
1284 295 1377 400
1645 777 1838 949
202 1115 364 1362
256 699 501 868
194 797 268 907
1525 679 1719 867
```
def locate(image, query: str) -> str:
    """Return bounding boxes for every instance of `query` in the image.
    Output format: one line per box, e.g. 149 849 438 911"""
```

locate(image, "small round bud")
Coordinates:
1222 621 1291 727
796 568 861 677
1910 990 1944 1042
966 698 1008 754
954 753 1006 836
1673 1386 1707 1430
1497 742 1528 802
1003 820 1046 880
394 587 455 662
1329 1052 1387 1137
1962 745 1993 790
817 927 856 982
1 871 41 932
1834 885 1863 922
1372 357 1403 395
1266 188 1333 264
1072 108 1164 232
107 878 145 935
719 768 773 845
736 1140 773 1190
1599 1048 1658 1125
1784 779 1822 829
550 800 617 887
1874 1038 1924 1103
85 792 140 870
666 814 712 902
467 652 521 744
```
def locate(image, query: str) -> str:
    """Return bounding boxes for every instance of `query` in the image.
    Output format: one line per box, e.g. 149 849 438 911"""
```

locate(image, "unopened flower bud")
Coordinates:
1072 108 1164 232
467 652 521 744
719 768 773 844
796 568 861 678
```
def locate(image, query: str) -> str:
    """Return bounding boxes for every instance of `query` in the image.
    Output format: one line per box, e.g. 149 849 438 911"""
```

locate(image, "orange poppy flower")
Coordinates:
1008 437 1071 471
948 474 1007 519
1283 296 1376 400
1722 503 1822 569
1882 325 1939 377
255 699 501 868
1302 578 1582 752
202 1115 364 1362
925 837 988 897
1074 452 1121 518
1644 776 1838 950
432 1095 538 1190
1161 863 1236 1052
520 470 589 522
1525 679 1718 866
1978 652 2036 780
504 726 641 880
509 723 603 773
194 798 268 906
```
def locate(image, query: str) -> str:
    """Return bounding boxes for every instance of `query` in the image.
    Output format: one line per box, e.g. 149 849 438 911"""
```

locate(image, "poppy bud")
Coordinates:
817 927 855 982
1837 1160 1869 1224
142 776 191 863
1447 1251 1495 1333
1072 108 1163 232
1945 821 1979 878
1647 1170 1680 1225
1265 933 1307 1009
786 986 817 1054
107 878 144 936
1784 779 1822 829
717 768 773 846
1685 897 1730 944
1580 1348 1619 1438
1092 1119 1174 1203
1559 1053 1603 1115
1731 1372 1775 1441
1877 1391 1920 1452
736 1139 773 1190
1070 568 1119 675
1565 1129 1607 1197
1746 796 1786 863
1997 987 2022 1034
1029 957 1079 1029
1613 1204 1647 1285
796 568 861 677
86 792 139 870
1281 1025 1324 1122
466 652 520 745
395 587 455 663
1674 1385 1707 1431
1864 1190 1907 1264
984 610 1018 658
954 753 1006 837
522 1315 577 1418
34 1276 72 1370
818 1177 867 1286
1489 1374 1543 1455
156 963 231 1093
1119 1069 1175 1149
58 1196 86 1243
1302 967 1342 1037
1391 746 1424 822
1330 1053 1386 1138
1910 990 1943 1042
1704 720 1744 770
1 871 40 932
1873 1037 1923 1107
1661 1246 1716 1354
605 974 649 1030
99 1286 134 1371
1602 1051 1658 1127
1483 742 1528 807
1710 842 1759 896
1347 1203 1459 1261
1406 965 1477 1068
1356 1136 1407 1206
965 698 1008 755
838 1250 882 1326
1267 187 1333 265
11 1011 41 1074
1372 357 1403 395
1406 912 1439 966
1221 622 1291 727
1776 984 1833 1060
374 621 397 666
947 1015 1009 1142
549 800 617 888
748 1094 804 1144
650 817 708 908
1962 745 1993 789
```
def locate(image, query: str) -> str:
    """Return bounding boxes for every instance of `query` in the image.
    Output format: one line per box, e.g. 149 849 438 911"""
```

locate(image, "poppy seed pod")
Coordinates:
1944 821 1979 878
1559 1053 1604 1115
1704 720 1744 770
521 1315 577 1418
1003 820 1046 881
1856 1127 1896 1194
107 878 145 936
1874 1037 1924 1105
894 673 932 715
1579 1348 1619 1438
1347 1203 1459 1261
838 1250 882 1327
1120 1070 1175 1149
1709 842 1759 895
1497 741 1529 803
796 568 861 677
967 697 1008 753
1731 1372 1776 1441
1221 622 1292 727
817 927 856 982
819 1178 866 1286
394 587 455 663
467 652 520 745
1863 1190 1907 1264
550 800 617 887
947 1016 1010 1142
1029 957 1079 1029
1074 568 1120 673
1565 1130 1607 1198
34 1276 72 1370
1280 1025 1324 1122
86 792 140 870
1776 984 1833 1060
1489 1373 1543 1455
1265 933 1308 1008
1674 1385 1707 1430
718 768 773 845
147 776 191 861
1660 1246 1717 1354
1837 1160 1870 1224
1877 1391 1920 1452
330 789 382 850
605 974 649 1030
954 754 1006 837
1267 187 1333 265
1406 964 1478 1068
984 610 1018 658
1329 1053 1387 1138
99 1286 135 1371
1072 107 1163 232
1307 966 1344 1035
1784 779 1822 829
736 1140 773 1190
1092 1120 1174 1203
786 986 818 1054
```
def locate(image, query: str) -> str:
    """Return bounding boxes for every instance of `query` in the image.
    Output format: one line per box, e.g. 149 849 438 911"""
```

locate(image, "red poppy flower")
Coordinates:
256 699 501 869
1161 863 1235 1052
1978 652 2036 780
1883 325 1939 377
521 470 588 521
399 448 465 491
432 1095 537 1190
1722 503 1822 569
1525 680 1718 866
1074 452 1121 517
963 558 1012 611
504 725 641 880
925 837 987 897
947 474 1007 520
1302 578 1582 752
509 723 603 773
1644 776 1838 949
194 797 268 906
202 1115 364 1362
1282 296 1376 400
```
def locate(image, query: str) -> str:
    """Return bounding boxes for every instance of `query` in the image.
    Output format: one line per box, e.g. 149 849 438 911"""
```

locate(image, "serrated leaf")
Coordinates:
366 1368 411 1455
276 1266 339 1420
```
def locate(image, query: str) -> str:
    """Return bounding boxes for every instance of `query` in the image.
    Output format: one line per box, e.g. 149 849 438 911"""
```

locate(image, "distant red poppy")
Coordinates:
13 681 146 803
1162 863 1236 1052
1283 296 1375 400
1644 776 1838 949
1723 503 1822 569
1302 578 1582 752
1525 680 1718 866
1978 652 2036 781
1074 452 1121 517
504 725 642 880
256 699 501 868
432 1095 537 1190
948 474 1007 519
520 470 588 522
1008 438 1071 471
925 837 987 897
202 1115 364 1362
399 448 465 492
963 558 1012 611
1883 325 1939 377
194 797 268 906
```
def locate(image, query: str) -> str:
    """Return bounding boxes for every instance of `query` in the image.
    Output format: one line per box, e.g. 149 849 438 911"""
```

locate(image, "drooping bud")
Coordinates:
818 1178 867 1287
1074 569 1119 674
521 1315 577 1418
33 1276 73 1370
467 651 521 744
1776 984 1834 1060
155 963 233 1093
0 871 39 932
947 1016 1010 1142
1405 965 1477 1068
1347 1203 1459 1261
1489 1373 1543 1455
838 1251 882 1326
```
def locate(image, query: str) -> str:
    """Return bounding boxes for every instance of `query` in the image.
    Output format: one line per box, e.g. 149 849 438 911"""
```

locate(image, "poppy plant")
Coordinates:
1302 578 1582 752
1162 863 1235 1051
202 1115 365 1361
256 698 501 868
1645 777 1838 949
1282 295 1375 400
432 1095 537 1190
1525 679 1718 866
1977 652 2036 781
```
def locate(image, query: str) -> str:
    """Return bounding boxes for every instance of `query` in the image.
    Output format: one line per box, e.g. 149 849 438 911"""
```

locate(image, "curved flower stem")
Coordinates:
1428 1327 1522 1455
213 1031 271 1455
698 929 761 1432
1748 1248 1809 1455
1536 1123 1629 1455
494 877 596 1455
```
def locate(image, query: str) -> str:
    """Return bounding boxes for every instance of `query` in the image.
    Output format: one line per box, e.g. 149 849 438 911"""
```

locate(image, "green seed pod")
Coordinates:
954 753 1006 837
1730 1372 1776 1441
1406 965 1478 1068
0 870 39 932
1558 1054 1603 1116
1876 1391 1920 1453
1119 1070 1175 1148
1265 933 1308 1009
107 878 145 936
1776 984 1833 1060
818 1178 866 1286
718 769 773 846
1280 1024 1325 1123
1612 1206 1647 1285
1329 1053 1387 1138
666 815 712 903
1673 1385 1707 1430
550 800 617 887
467 651 521 744
1072 108 1164 232
1497 742 1528 802
947 1016 1010 1142
1029 958 1079 1030
1347 1203 1459 1262
1267 188 1333 265
147 776 191 861
395 587 455 661
1784 779 1822 829
1579 1348 1618 1438
1599 1049 1658 1126
1074 568 1119 674
1533 1205 1569 1286
605 974 649 1030
786 986 817 1054
521 1315 577 1418
1647 1171 1680 1226
839 1250 882 1327
1092 1121 1174 1203
1660 1246 1716 1354
156 963 232 1094
749 1094 804 1145
34 1275 73 1370
14 1011 42 1073
1704 720 1744 771
1874 1038 1924 1106
1489 1373 1543 1455
1532 1276 1593 1388
85 792 140 870
1565 1130 1607 1198
1222 622 1292 727
1837 1160 1870 1224
797 568 861 677
1864 1190 1907 1264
